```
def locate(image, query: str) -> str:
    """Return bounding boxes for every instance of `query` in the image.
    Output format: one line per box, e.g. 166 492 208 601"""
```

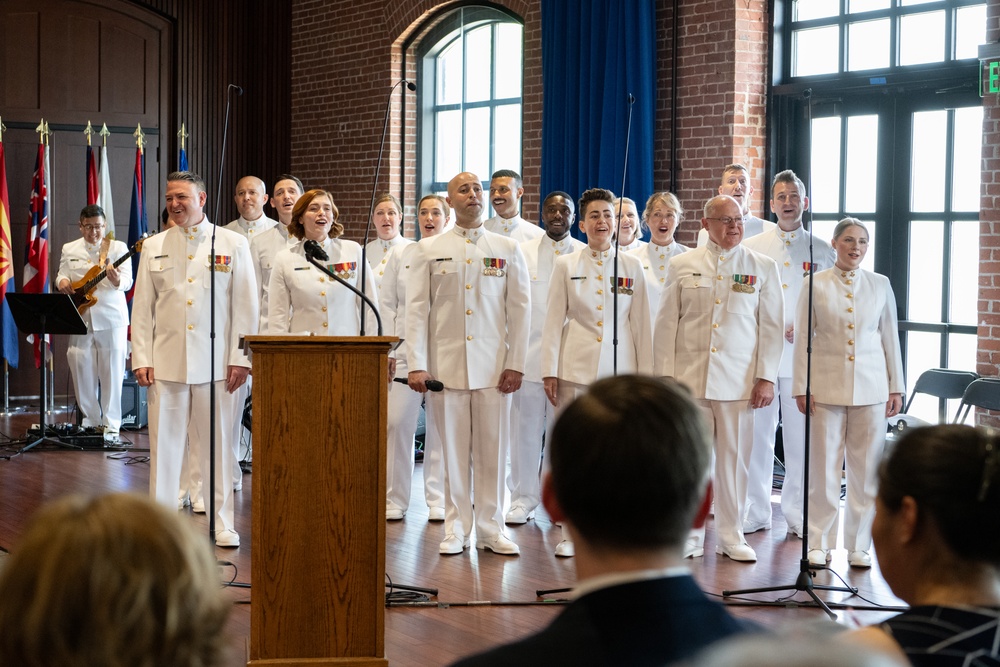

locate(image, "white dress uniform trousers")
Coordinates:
131 220 258 535
405 225 530 544
743 226 835 532
55 237 133 434
509 234 584 514
654 241 784 547
793 268 904 553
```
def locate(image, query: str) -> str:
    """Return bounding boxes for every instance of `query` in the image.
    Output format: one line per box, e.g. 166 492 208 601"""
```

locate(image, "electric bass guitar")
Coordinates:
69 232 151 314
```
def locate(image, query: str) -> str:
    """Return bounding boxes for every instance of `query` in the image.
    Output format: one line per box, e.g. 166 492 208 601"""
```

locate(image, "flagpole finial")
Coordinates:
0 116 6 143
35 119 46 144
133 123 146 153
178 122 188 151
99 122 110 147
84 120 94 147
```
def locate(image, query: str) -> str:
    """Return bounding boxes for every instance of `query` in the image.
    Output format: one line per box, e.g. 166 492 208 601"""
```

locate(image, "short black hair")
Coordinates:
79 204 105 221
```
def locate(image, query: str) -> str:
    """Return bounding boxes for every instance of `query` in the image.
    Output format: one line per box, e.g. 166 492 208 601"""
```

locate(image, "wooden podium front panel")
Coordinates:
248 336 392 666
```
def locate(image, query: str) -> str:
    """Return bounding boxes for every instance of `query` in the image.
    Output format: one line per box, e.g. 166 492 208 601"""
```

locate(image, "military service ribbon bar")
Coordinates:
731 274 757 294
483 257 507 277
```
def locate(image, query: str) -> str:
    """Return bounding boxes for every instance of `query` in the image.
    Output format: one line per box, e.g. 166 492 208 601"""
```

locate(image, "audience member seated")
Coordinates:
843 424 1000 665
452 375 756 666
695 632 903 667
0 492 230 667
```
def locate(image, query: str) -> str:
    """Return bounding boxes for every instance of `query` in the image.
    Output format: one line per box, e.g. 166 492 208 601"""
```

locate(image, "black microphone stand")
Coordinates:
612 93 635 376
359 79 415 336
722 88 856 619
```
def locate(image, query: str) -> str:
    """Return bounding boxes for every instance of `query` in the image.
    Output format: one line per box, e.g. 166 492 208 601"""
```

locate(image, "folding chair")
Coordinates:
955 378 1000 424
902 368 980 421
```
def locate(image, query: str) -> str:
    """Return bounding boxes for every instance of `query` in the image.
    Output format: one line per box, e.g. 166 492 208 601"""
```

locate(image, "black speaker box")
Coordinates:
121 377 148 429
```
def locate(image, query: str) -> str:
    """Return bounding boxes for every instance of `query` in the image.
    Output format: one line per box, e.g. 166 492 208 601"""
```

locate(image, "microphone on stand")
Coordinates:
303 240 383 335
359 79 417 335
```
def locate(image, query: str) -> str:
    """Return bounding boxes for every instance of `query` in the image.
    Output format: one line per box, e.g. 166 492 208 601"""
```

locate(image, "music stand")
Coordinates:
6 293 88 453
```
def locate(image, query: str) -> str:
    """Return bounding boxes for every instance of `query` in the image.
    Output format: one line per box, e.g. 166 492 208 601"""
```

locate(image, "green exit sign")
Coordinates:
982 43 1000 98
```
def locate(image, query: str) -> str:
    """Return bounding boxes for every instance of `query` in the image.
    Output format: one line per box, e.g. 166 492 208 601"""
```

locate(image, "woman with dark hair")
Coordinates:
365 192 411 289
268 189 378 335
844 424 1000 664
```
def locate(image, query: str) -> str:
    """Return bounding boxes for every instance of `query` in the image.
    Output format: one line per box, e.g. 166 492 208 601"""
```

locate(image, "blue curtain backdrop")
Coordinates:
540 0 656 241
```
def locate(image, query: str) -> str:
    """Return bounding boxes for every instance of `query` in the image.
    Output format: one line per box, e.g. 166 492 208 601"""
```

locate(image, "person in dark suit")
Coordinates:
451 375 756 667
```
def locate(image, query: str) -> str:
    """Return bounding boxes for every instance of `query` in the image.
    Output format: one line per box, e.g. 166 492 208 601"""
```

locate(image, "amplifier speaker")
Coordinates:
121 377 148 429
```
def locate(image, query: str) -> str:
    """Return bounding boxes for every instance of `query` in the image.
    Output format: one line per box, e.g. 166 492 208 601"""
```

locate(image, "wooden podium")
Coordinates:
245 336 396 667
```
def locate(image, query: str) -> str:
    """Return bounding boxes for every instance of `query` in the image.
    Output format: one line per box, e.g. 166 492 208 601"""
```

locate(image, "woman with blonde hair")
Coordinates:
268 189 379 335
630 192 687 319
365 192 412 289
0 492 230 667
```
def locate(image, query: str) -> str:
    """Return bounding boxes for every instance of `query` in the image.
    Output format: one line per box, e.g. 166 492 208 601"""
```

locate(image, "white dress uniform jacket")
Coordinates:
132 221 258 382
55 237 132 331
541 248 653 385
406 226 530 389
366 236 412 290
697 215 775 247
654 241 784 400
793 268 905 405
629 241 688 321
617 238 646 253
249 224 295 332
485 214 545 243
225 214 278 241
268 237 378 336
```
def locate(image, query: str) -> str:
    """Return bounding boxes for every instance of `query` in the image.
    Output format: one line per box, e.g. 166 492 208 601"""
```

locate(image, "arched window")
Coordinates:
413 6 523 206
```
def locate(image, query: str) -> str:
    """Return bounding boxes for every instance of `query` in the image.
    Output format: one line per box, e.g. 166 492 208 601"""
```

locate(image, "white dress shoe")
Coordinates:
233 481 243 492
504 505 535 525
684 537 704 559
848 550 872 568
386 508 405 521
427 507 445 521
480 534 520 555
178 496 190 510
716 542 757 562
742 518 771 534
192 498 206 514
808 549 831 566
786 524 804 538
439 534 469 555
554 539 575 558
215 529 240 548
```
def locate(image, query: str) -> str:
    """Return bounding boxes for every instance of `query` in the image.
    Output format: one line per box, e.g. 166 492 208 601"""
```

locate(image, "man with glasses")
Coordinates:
654 195 783 563
697 163 775 246
56 204 133 443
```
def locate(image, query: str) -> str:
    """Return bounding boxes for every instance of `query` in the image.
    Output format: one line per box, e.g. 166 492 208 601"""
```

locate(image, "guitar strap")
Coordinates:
99 237 111 268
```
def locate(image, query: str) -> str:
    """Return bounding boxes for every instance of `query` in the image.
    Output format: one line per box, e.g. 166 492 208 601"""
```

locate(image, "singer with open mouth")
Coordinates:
266 189 379 336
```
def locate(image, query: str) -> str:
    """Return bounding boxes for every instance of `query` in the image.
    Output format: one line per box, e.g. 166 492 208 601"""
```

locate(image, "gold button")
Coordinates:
712 323 719 329
381 258 387 265
466 309 473 315
466 259 473 264
711 347 717 353
188 254 194 260
659 265 665 270
784 261 791 267
848 323 855 329
187 324 194 330
319 277 326 283
322 322 328 328
597 261 603 266
187 277 194 283
597 289 604 295
848 355 855 361
320 291 326 297
785 240 791 246
847 293 854 299
465 284 472 290
467 335 473 341
848 339 854 345
659 277 665 283
532 275 537 280
659 254 666 260
717 275 723 281
846 279 853 284
597 304 603 311
597 320 603 327
597 274 603 280
466 239 472 244
597 336 603 342
379 271 384 276
321 306 327 312
847 307 854 313
555 250 561 255
715 298 722 304
782 284 788 289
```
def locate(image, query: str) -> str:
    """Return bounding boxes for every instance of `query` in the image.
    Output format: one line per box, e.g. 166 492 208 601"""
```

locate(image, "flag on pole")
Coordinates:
178 121 189 171
125 134 147 312
24 133 50 368
97 124 115 235
0 125 19 369
86 145 98 205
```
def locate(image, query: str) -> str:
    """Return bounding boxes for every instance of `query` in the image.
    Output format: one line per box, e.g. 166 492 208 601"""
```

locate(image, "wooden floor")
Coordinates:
0 406 906 667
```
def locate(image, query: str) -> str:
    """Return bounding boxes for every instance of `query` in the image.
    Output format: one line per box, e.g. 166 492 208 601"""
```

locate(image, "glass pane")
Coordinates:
845 115 878 212
901 0 937 5
810 116 842 213
907 220 943 322
812 218 877 273
464 106 490 180
494 23 523 99
848 19 890 71
910 110 947 212
905 330 942 423
435 110 462 182
793 26 840 76
956 5 988 60
849 0 889 12
899 11 945 66
952 106 984 213
436 40 463 106
493 103 522 174
464 25 492 103
950 221 979 324
794 0 839 21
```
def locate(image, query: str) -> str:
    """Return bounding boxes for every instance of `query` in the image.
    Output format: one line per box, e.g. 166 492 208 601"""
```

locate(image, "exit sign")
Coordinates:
982 43 1000 98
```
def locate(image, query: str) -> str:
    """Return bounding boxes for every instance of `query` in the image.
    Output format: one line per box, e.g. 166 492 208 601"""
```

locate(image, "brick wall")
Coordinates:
977 0 1000 426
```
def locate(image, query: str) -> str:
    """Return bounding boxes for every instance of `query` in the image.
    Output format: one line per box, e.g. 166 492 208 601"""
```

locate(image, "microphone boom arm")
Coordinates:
304 252 383 336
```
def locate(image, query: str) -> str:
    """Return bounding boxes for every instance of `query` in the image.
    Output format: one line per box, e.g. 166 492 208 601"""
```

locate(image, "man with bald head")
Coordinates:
654 194 783 563
406 172 530 556
226 176 277 241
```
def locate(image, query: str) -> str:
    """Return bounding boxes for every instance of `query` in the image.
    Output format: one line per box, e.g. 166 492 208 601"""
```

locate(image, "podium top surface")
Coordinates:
245 335 399 353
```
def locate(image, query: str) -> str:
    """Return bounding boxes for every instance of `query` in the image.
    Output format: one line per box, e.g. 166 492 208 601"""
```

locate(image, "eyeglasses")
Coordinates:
705 217 744 227
80 224 105 231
